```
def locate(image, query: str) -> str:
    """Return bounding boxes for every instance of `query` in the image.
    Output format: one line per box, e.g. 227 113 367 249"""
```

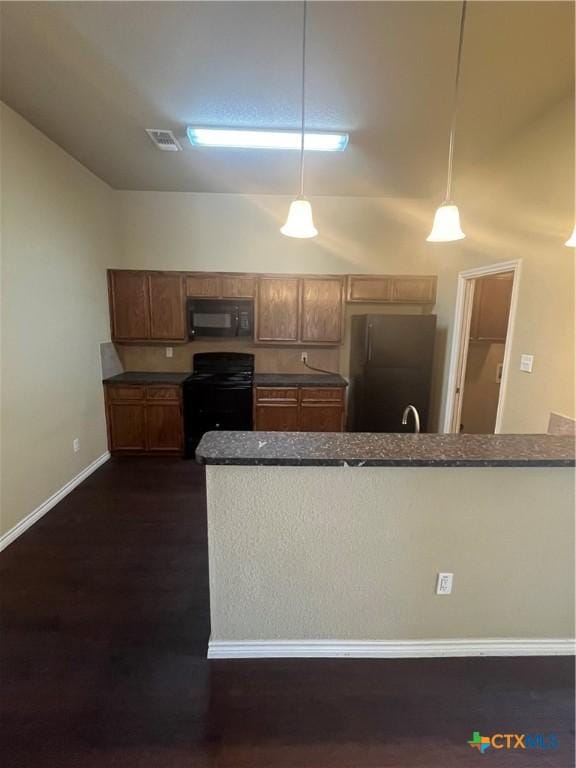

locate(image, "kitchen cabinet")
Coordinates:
108 271 151 340
256 276 345 345
254 386 345 432
105 383 183 454
300 278 344 344
256 277 300 342
347 275 437 304
108 270 186 342
149 274 186 340
186 273 255 299
470 274 513 342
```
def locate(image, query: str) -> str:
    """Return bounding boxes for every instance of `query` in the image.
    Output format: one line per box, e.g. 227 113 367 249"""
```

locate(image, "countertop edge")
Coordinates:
197 457 575 468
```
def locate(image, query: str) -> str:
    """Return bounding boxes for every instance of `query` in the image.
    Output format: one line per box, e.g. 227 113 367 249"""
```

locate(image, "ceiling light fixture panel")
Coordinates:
187 127 348 152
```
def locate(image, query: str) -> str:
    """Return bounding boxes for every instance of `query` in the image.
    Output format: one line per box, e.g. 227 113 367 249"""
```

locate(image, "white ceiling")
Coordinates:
1 1 573 196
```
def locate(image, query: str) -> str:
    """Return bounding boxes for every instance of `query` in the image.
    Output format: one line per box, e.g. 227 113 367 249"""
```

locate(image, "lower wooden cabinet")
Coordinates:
105 384 183 454
254 386 345 432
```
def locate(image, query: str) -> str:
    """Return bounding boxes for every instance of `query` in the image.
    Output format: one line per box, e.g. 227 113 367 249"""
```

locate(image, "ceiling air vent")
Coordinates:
145 129 182 152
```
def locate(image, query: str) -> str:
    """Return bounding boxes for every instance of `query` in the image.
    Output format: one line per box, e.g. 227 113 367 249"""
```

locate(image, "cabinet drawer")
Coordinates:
254 387 299 403
300 387 344 403
107 385 145 402
146 386 181 401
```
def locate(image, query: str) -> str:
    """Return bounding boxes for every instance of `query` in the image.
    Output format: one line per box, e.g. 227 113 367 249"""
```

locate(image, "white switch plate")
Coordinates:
73 438 80 453
301 352 308 363
166 347 174 358
436 572 453 595
520 354 534 373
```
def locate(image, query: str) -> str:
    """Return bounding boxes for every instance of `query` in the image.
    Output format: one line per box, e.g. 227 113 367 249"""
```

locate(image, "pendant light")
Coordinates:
566 226 576 247
281 1 318 239
427 1 468 242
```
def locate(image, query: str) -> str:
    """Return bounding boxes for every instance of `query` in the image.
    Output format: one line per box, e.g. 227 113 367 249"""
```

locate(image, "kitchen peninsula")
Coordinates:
197 432 575 658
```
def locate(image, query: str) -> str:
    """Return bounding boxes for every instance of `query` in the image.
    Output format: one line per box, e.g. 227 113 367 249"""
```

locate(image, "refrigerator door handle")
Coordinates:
367 323 373 362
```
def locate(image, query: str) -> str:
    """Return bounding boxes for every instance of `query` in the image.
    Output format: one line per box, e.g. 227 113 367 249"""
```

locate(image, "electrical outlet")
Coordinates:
73 438 80 453
166 347 174 358
436 572 453 595
301 352 308 364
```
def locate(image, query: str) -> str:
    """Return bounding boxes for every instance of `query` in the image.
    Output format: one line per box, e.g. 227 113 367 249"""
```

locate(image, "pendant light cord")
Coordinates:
299 0 308 198
445 0 467 202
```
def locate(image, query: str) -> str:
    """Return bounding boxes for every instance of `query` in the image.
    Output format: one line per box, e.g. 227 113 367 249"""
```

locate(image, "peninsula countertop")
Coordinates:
254 373 348 387
196 431 575 468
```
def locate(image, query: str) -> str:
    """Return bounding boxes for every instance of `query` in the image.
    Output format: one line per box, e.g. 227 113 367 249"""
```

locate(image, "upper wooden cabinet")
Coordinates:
300 277 344 344
347 275 437 304
256 277 300 342
108 271 186 343
256 276 345 345
186 273 255 299
149 274 186 340
108 271 151 340
470 274 513 343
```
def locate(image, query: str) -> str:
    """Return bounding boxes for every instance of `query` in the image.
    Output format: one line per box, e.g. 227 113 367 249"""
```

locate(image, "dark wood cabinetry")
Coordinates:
300 278 344 344
108 271 186 343
105 383 183 454
108 272 151 340
470 274 513 343
256 276 345 345
256 278 300 342
347 275 437 304
186 273 255 299
254 386 345 432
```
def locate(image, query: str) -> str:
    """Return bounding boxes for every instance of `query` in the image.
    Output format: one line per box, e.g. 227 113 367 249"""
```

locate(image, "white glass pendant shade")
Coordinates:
280 197 318 239
426 203 466 242
565 224 576 247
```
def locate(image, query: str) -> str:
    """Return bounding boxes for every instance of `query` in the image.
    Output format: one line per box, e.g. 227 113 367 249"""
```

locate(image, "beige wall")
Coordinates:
0 104 114 538
206 465 575 641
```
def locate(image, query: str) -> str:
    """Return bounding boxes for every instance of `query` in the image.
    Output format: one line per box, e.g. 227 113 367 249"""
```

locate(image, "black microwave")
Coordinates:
187 299 253 339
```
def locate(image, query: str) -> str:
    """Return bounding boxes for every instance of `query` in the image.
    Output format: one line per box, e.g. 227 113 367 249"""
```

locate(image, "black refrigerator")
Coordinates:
348 314 437 433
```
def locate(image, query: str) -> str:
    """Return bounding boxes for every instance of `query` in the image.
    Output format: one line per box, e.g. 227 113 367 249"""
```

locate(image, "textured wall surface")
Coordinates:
206 465 574 641
1 104 114 536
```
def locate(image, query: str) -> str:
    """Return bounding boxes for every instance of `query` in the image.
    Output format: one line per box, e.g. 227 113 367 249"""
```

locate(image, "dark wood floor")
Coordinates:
1 457 574 767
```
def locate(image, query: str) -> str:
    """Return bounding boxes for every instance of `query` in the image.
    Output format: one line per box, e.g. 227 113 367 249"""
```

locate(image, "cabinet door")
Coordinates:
347 276 391 303
390 276 437 304
300 405 344 432
470 275 513 342
256 277 300 342
300 278 344 344
254 404 300 431
109 271 150 340
186 274 221 298
148 274 186 341
108 404 146 451
221 275 255 298
146 404 183 452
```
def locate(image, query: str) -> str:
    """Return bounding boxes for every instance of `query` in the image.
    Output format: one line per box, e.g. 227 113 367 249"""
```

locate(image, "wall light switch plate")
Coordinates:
520 354 534 373
436 572 453 595
73 438 80 453
166 347 174 358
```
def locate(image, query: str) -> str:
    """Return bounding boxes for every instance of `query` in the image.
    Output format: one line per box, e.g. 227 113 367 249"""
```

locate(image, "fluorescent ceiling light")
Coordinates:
187 127 348 151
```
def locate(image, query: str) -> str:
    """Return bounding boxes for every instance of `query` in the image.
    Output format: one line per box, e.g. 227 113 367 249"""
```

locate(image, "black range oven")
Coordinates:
183 352 254 458
187 299 253 339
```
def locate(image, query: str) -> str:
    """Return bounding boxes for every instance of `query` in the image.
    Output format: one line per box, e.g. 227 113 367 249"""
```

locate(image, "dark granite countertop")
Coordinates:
104 371 190 385
254 373 348 388
196 431 575 468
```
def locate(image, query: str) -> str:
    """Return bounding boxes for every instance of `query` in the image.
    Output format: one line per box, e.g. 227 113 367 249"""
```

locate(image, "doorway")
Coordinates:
444 260 521 434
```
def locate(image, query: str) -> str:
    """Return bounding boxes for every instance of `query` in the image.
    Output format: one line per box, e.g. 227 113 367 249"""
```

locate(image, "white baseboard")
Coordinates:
208 638 576 660
0 451 111 552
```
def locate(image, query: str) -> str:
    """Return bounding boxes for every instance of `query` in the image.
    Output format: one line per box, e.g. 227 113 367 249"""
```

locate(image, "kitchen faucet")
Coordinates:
402 405 421 433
